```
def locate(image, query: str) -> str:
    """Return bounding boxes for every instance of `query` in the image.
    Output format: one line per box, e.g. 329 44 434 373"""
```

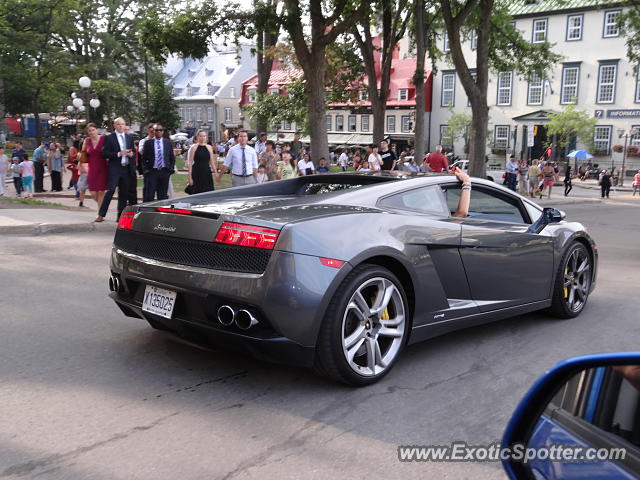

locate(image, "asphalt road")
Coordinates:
1 197 639 480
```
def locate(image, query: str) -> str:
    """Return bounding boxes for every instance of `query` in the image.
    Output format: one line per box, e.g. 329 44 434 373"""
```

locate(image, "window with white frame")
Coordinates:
348 115 357 132
336 115 344 131
441 72 455 107
597 62 617 103
229 87 236 98
270 88 279 94
387 115 396 133
497 71 513 105
443 33 450 52
207 85 215 96
224 107 232 122
561 65 580 104
631 124 640 145
401 116 412 132
207 106 213 122
470 29 477 50
398 89 408 101
532 18 548 43
439 125 453 149
282 120 292 130
187 107 193 121
566 15 583 41
326 115 332 131
359 90 369 101
603 10 620 37
196 107 202 122
528 73 544 105
186 86 193 97
594 126 612 153
361 115 369 132
248 89 256 102
494 125 510 150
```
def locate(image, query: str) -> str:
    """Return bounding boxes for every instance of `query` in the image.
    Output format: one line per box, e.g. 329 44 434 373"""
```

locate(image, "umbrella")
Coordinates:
171 132 189 141
566 150 593 159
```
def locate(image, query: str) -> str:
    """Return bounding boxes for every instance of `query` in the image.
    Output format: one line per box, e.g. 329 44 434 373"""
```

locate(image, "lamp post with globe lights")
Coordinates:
66 76 100 135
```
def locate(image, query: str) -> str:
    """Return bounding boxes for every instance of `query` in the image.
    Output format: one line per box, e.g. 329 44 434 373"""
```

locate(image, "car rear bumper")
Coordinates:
109 245 352 358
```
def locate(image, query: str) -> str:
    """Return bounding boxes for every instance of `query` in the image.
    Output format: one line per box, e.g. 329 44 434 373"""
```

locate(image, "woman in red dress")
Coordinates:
83 123 107 209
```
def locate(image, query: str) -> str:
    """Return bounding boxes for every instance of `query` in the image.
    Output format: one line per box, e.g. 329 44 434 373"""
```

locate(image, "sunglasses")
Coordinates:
154 128 164 131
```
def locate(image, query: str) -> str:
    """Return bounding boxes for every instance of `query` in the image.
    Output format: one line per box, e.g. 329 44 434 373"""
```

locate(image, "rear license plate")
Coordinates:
142 285 177 319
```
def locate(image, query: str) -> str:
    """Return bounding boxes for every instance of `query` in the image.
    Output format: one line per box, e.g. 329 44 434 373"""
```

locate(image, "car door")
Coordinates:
378 185 479 320
441 183 554 312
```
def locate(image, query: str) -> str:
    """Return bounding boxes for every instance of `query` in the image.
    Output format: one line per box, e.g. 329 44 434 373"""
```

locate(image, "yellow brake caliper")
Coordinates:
564 267 569 298
381 308 390 321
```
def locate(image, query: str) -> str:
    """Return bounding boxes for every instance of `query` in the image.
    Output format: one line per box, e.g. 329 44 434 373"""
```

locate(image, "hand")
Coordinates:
452 167 470 184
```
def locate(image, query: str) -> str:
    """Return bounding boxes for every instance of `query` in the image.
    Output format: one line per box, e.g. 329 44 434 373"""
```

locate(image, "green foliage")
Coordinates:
242 77 309 134
147 71 181 131
546 105 597 152
444 109 472 146
619 8 640 65
325 39 365 104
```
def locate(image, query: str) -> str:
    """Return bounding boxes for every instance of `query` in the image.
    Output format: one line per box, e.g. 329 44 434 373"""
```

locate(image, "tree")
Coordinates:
412 0 440 162
243 76 308 134
619 7 640 65
352 0 412 144
443 109 472 153
0 0 74 142
281 0 367 160
438 0 561 177
147 70 181 131
546 105 597 157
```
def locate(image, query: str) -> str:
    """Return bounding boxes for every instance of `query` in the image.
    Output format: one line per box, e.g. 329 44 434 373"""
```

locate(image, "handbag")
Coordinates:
79 138 89 163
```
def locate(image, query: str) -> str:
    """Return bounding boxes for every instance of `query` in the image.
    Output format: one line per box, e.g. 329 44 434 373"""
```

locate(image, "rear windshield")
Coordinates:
297 183 366 195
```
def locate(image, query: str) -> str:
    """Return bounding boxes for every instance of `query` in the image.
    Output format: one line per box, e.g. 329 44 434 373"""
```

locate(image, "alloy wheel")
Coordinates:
563 247 591 313
341 277 406 377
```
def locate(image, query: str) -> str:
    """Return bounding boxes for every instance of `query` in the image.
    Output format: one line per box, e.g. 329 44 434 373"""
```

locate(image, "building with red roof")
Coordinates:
239 45 432 149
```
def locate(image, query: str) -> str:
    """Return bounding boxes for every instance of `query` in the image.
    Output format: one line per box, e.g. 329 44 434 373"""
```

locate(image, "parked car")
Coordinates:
109 172 597 385
450 159 506 183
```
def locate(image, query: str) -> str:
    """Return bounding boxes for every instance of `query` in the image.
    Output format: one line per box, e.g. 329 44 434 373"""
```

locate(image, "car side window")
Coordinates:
442 184 529 224
379 186 449 216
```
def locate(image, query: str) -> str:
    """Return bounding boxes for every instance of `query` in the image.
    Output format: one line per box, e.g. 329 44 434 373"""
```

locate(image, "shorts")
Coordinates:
543 179 555 186
77 173 88 191
22 175 33 190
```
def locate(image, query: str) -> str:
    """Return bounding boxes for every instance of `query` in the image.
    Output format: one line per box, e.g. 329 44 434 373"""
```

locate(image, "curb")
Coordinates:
0 221 116 236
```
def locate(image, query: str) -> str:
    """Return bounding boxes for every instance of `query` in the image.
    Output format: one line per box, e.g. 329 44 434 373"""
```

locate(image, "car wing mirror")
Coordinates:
527 207 566 234
502 352 640 480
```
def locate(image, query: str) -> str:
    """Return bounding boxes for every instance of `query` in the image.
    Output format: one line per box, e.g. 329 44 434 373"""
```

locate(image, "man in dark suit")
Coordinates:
97 117 137 222
141 123 175 202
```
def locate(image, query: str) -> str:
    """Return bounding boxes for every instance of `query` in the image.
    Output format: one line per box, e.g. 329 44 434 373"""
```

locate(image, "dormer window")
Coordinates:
248 89 257 103
173 88 182 96
226 67 235 75
359 90 368 101
186 86 193 97
205 68 214 76
398 89 408 101
207 84 215 96
270 88 279 94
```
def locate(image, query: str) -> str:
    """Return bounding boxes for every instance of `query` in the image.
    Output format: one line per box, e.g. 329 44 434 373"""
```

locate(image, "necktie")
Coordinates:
120 134 128 166
155 139 163 169
241 147 247 176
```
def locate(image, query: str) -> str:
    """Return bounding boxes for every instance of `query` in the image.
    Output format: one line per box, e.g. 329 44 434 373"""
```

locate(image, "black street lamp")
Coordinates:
66 76 101 135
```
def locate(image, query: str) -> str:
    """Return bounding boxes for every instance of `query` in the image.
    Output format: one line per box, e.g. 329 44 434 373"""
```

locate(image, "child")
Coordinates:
10 157 22 197
317 158 330 173
357 160 371 173
256 164 268 184
77 161 89 207
0 147 7 196
633 171 640 196
66 159 80 198
19 154 34 198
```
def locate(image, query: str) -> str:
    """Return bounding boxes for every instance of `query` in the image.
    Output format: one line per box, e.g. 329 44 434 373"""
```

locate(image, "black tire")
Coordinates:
315 264 410 386
549 242 592 318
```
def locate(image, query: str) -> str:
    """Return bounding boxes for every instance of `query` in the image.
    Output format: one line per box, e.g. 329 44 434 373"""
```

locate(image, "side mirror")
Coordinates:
502 352 640 480
527 207 566 233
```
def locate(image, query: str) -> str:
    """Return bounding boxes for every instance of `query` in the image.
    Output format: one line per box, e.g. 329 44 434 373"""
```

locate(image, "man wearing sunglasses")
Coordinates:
99 117 136 222
140 123 175 202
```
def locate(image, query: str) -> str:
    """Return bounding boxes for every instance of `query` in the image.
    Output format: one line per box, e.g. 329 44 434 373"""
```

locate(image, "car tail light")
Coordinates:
320 257 345 268
156 207 192 215
214 222 280 249
118 210 135 230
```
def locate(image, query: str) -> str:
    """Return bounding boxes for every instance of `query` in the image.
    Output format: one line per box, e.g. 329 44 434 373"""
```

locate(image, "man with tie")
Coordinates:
141 123 175 202
216 130 258 187
97 117 136 222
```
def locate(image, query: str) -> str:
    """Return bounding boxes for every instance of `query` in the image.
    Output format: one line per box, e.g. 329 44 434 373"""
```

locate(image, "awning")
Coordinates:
327 133 354 145
347 134 374 145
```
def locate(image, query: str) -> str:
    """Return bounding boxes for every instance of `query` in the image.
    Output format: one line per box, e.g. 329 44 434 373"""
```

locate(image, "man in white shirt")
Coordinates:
368 144 382 172
0 147 7 196
338 148 349 171
217 130 259 187
254 133 267 156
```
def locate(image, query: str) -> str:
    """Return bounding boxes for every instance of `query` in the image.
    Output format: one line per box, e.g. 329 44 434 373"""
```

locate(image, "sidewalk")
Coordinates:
572 178 634 192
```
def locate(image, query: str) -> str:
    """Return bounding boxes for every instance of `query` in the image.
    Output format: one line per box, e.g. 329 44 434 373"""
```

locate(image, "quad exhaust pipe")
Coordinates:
216 305 259 330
